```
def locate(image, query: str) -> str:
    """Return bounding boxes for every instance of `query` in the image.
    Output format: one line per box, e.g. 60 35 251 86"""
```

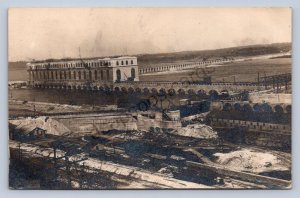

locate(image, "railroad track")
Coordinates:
9 128 291 189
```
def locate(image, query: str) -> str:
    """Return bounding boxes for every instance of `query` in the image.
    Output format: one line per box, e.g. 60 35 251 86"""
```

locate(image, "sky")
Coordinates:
8 8 291 62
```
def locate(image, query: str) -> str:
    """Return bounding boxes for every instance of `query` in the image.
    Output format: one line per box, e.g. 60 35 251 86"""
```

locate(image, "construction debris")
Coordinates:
172 124 218 139
213 148 290 173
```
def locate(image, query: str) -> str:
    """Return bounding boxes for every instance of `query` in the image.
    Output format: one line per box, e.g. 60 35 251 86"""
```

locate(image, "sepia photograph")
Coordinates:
8 8 292 189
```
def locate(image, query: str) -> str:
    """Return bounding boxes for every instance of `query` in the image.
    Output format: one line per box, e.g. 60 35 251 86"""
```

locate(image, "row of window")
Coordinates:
217 122 287 130
212 119 288 130
30 61 111 69
30 59 135 69
30 70 110 81
116 60 134 66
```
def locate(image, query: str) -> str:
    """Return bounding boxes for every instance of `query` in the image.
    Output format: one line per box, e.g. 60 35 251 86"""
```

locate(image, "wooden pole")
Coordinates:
54 147 57 184
65 156 71 189
80 163 85 189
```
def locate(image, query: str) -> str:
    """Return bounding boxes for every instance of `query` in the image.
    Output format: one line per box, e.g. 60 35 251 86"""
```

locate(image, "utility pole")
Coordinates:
264 72 267 90
18 143 22 161
33 97 36 117
65 156 72 189
79 163 85 189
257 72 260 91
33 104 36 117
47 140 88 189
285 76 288 93
53 147 58 184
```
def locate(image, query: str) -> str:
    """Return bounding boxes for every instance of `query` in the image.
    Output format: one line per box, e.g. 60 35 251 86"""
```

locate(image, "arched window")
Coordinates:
131 68 135 78
59 71 62 79
83 71 86 80
78 71 81 80
100 70 103 80
126 60 128 65
89 70 92 80
131 60 133 64
121 61 124 65
116 61 119 66
116 69 121 81
64 71 67 79
73 71 76 80
94 70 97 80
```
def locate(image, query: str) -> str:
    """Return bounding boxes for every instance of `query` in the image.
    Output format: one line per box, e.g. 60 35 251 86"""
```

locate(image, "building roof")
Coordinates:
29 56 137 65
15 124 46 135
112 56 136 60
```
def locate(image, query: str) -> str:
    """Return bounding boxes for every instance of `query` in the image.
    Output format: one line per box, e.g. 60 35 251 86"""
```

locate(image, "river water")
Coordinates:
9 88 202 110
9 88 117 106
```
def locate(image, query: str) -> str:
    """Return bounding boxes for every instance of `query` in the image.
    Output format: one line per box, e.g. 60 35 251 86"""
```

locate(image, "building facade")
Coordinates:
27 56 139 88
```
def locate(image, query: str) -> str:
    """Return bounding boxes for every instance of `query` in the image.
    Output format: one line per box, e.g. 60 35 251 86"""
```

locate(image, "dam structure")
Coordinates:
27 57 290 95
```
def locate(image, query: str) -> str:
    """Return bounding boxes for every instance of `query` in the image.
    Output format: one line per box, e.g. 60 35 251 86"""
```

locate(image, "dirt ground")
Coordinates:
9 99 118 117
213 148 291 174
140 58 291 83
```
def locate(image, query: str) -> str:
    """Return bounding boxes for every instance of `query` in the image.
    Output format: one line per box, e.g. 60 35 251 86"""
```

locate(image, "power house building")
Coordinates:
27 56 139 89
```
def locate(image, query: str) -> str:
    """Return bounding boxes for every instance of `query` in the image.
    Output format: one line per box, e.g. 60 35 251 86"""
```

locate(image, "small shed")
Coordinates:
25 127 47 138
14 124 47 140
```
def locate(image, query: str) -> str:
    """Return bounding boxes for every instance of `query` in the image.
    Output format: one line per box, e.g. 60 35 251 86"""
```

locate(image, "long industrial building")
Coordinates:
27 56 139 87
